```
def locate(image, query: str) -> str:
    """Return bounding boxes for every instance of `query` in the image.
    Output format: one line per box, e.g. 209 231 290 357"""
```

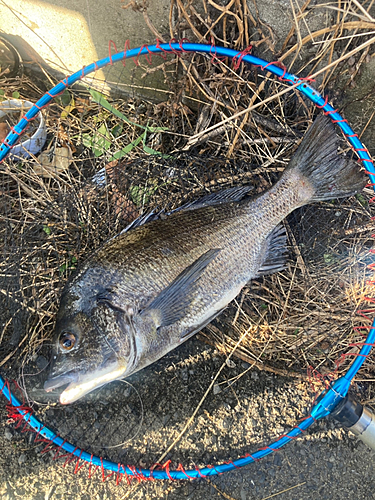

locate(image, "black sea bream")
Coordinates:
44 116 366 404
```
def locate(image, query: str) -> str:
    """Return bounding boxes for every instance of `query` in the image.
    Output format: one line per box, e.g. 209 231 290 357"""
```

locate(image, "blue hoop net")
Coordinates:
0 42 374 482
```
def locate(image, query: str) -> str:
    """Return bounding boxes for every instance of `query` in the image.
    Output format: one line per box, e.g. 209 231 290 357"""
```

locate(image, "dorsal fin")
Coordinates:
118 185 253 236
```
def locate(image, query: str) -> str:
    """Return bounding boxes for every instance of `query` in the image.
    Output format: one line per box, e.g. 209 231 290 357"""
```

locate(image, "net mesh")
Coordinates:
1 0 375 490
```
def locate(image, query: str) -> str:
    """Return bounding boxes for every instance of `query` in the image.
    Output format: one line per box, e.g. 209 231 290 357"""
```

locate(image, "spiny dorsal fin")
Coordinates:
173 185 253 212
119 185 254 236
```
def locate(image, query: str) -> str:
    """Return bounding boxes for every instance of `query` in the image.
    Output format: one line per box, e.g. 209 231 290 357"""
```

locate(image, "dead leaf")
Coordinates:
34 146 72 177
0 122 10 143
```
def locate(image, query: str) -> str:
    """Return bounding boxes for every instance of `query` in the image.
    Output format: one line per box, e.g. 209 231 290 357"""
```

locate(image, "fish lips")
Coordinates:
44 372 77 393
44 360 127 405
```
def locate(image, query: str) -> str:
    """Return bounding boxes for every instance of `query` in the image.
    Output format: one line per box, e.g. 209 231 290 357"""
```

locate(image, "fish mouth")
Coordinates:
44 372 77 392
44 361 127 405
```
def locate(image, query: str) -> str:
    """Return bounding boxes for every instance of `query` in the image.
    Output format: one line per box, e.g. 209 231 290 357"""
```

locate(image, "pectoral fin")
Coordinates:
141 248 220 328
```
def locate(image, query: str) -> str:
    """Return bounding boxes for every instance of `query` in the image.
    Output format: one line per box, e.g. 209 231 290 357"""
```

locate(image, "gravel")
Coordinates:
0 337 374 499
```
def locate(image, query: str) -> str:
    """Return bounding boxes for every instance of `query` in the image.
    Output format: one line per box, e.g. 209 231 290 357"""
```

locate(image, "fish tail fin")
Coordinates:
285 115 367 202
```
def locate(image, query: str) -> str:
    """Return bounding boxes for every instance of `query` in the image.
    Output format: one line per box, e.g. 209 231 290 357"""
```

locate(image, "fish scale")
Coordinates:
44 116 367 404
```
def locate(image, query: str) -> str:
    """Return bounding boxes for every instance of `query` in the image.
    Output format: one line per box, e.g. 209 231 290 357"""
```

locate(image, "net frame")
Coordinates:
0 41 374 482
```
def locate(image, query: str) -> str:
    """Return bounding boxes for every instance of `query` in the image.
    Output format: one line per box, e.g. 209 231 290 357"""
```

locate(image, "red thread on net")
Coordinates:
279 433 298 441
135 44 153 66
275 61 287 81
332 118 348 124
232 45 253 70
46 89 56 99
9 126 22 137
315 95 329 108
168 38 184 57
33 102 45 112
155 39 168 59
178 38 191 52
115 464 128 485
108 40 118 65
349 342 375 348
74 451 86 474
6 405 33 432
113 39 131 67
127 464 146 482
100 457 114 482
45 76 69 98
176 463 191 479
33 426 51 446
299 75 316 84
123 468 132 486
5 381 34 429
46 88 63 99
357 309 375 321
240 452 259 463
323 108 338 116
209 37 226 64
259 446 276 455
88 455 99 479
0 379 10 396
41 439 58 455
355 147 370 153
307 365 333 391
22 113 34 124
334 352 369 371
61 77 69 89
63 450 80 468
294 424 306 434
194 464 205 478
260 60 280 72
209 37 217 63
357 157 374 164
162 459 174 481
360 296 375 303
354 325 373 332
206 463 225 476
299 414 317 426
52 439 70 461
224 459 241 469
115 464 123 485
1 138 13 150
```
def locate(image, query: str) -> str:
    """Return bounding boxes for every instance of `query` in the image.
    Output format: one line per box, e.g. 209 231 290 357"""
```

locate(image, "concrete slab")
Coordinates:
0 0 172 99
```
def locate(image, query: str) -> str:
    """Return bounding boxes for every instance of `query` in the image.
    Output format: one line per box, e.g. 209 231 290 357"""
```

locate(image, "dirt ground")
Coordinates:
1 2 375 498
1 336 375 500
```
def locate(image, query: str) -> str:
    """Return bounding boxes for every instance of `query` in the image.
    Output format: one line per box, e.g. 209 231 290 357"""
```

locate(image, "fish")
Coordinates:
44 116 366 404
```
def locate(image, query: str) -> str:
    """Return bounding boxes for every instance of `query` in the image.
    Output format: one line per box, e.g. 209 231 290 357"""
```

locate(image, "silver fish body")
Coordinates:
44 116 366 404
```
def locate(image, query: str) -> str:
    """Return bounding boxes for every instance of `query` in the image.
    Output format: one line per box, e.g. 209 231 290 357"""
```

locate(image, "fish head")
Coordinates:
44 289 136 404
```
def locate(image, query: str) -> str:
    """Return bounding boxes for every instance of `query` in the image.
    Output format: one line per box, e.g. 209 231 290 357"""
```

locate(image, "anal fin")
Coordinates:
255 224 287 277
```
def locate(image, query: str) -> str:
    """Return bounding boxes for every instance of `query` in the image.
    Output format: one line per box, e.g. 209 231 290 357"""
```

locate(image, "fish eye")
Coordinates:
59 332 76 351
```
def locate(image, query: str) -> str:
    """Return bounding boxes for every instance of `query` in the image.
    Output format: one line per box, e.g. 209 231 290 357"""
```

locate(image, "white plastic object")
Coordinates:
0 99 47 158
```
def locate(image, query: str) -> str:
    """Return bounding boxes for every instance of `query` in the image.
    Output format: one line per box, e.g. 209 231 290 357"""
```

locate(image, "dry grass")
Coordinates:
1 0 375 405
